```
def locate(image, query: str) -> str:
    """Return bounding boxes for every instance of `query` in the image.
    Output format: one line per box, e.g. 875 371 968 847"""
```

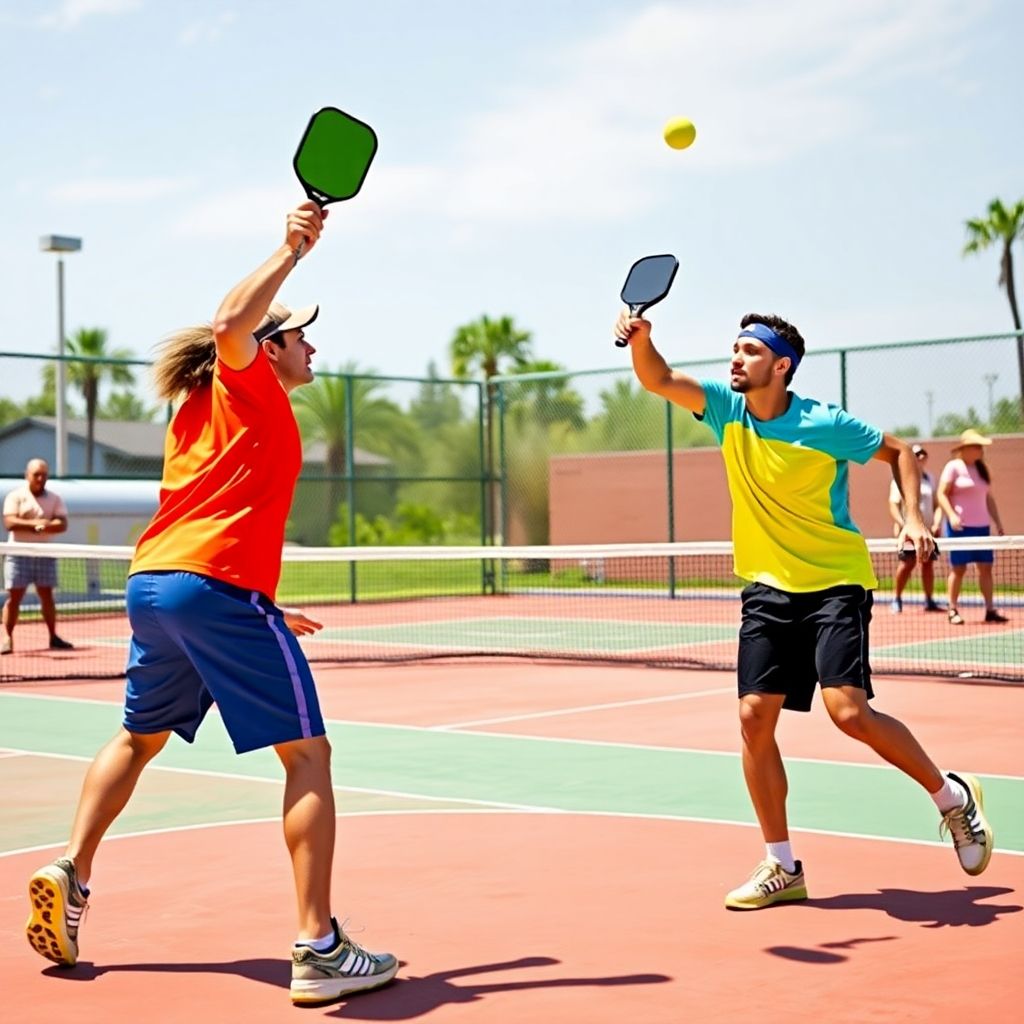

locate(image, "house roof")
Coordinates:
0 417 168 457
0 417 390 466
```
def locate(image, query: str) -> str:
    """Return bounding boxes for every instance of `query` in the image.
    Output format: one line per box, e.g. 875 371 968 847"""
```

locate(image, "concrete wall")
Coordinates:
550 435 1024 543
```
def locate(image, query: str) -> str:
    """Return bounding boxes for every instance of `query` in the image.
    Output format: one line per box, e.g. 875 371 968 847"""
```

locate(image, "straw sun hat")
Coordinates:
951 428 993 451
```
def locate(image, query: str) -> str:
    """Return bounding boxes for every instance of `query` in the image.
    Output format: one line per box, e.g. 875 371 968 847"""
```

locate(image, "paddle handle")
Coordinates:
614 304 644 348
293 197 325 264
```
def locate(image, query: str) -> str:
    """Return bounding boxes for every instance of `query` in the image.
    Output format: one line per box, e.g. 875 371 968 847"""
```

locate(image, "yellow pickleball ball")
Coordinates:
663 117 696 150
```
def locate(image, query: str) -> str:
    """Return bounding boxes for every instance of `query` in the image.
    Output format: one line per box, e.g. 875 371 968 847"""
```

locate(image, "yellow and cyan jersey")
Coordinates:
697 379 883 593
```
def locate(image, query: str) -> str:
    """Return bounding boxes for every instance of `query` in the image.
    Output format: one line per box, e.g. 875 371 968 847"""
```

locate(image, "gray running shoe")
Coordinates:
291 916 398 1005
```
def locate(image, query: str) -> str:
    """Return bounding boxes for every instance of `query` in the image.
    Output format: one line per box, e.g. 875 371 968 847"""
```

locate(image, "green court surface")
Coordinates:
2 693 1022 857
874 630 1024 666
313 616 737 653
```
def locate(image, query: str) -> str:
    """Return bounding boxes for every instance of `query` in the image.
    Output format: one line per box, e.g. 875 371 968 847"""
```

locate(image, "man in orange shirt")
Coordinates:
25 203 397 1006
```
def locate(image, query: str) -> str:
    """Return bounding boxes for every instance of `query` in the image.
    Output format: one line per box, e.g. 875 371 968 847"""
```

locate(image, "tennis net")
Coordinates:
1 537 1021 682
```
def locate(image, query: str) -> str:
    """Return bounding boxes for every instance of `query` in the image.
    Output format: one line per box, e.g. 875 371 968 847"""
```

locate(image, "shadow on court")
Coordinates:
42 955 672 1017
765 936 898 964
805 885 1022 928
42 957 291 988
326 958 672 1020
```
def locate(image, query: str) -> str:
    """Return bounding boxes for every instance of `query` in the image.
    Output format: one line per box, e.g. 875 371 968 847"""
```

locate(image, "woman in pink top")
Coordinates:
936 429 1007 625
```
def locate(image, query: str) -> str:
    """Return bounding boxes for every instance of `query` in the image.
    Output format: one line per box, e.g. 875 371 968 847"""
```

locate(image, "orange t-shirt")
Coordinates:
130 349 301 600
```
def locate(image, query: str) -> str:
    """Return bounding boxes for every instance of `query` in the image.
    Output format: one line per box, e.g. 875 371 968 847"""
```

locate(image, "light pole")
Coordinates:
925 390 934 436
39 234 82 477
982 373 998 424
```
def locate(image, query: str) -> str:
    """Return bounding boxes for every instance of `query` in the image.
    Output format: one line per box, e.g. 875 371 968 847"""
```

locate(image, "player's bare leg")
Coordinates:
726 693 807 909
275 735 336 940
66 727 171 884
737 693 790 841
821 685 992 874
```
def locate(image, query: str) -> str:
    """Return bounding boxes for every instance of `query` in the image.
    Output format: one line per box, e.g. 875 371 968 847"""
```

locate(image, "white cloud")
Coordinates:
170 185 297 239
51 176 195 202
37 0 142 31
168 0 987 241
426 0 983 227
169 165 442 241
179 10 237 46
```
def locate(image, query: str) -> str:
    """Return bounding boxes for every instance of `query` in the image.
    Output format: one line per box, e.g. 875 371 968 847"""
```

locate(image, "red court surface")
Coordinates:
3 814 1023 1024
3 661 1022 1022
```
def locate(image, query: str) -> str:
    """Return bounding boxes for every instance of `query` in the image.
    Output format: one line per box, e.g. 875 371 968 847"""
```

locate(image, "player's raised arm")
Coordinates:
617 311 706 414
212 202 324 370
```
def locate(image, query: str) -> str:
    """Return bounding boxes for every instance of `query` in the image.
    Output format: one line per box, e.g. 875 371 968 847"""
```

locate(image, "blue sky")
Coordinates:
1 0 1022 425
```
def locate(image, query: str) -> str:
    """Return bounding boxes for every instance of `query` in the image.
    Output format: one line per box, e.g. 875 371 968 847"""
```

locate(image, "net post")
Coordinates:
666 399 677 599
497 379 508 593
344 373 357 602
477 381 487 549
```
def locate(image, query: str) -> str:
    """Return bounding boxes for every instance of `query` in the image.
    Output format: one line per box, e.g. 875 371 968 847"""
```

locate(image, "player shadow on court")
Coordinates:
321 957 672 1020
765 936 898 964
42 955 672 1016
764 888 1021 965
804 885 1022 929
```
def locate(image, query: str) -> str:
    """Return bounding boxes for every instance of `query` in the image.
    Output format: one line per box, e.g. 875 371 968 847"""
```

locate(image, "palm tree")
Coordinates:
963 198 1024 416
64 328 136 474
449 315 533 542
450 315 533 381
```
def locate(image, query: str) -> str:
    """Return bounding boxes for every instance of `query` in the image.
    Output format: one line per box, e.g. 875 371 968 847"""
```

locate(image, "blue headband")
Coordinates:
738 323 801 371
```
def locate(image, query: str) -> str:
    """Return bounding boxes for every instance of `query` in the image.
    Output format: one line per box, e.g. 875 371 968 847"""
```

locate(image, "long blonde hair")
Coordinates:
152 325 217 402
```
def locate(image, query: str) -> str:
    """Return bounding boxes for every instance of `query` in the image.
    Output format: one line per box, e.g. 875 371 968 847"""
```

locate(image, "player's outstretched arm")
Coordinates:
212 202 324 370
617 311 706 414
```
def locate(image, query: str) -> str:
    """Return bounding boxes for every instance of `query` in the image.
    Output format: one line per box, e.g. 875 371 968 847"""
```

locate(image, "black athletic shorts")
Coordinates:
737 582 874 713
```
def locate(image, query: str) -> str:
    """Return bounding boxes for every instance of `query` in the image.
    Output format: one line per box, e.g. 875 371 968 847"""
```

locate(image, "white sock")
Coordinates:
295 930 335 952
766 842 796 873
930 774 966 814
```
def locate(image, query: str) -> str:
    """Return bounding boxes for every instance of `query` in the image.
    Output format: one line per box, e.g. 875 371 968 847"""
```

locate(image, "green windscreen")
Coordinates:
293 107 378 202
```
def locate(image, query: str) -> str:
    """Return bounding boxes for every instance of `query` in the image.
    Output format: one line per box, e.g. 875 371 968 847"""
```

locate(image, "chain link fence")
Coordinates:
0 330 1020 547
493 331 1023 546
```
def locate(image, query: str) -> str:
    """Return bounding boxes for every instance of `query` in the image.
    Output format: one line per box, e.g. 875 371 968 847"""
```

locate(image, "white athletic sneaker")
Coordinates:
725 858 807 910
940 772 994 876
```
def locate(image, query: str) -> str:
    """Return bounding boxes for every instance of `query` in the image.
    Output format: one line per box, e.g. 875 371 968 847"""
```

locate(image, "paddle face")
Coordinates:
293 107 378 206
615 254 679 347
621 254 678 312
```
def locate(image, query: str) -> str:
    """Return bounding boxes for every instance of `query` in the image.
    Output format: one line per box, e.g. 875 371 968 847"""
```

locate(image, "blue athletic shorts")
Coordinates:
4 554 58 590
945 523 994 566
123 571 325 754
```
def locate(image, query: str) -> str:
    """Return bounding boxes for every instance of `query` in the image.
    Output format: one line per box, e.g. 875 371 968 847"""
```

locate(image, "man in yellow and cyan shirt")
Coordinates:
618 308 994 909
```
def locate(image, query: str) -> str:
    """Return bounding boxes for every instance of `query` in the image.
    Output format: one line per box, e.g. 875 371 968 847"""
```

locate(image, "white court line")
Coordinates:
433 686 733 730
2 691 1022 781
0 751 25 760
3 806 1019 861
